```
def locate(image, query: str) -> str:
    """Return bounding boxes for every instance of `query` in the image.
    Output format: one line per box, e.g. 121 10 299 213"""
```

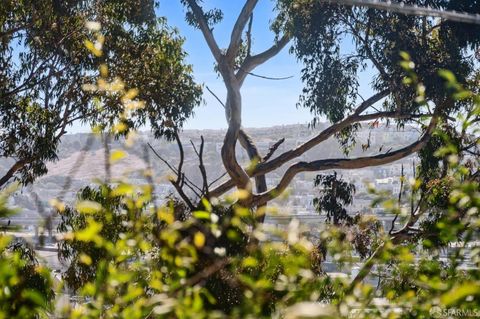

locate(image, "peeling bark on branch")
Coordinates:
238 129 268 219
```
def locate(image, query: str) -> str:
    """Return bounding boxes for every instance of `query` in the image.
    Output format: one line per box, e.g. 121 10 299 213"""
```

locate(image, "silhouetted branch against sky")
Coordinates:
321 0 480 25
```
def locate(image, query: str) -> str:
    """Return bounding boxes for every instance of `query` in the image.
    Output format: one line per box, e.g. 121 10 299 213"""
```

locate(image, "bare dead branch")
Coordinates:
174 130 184 183
199 136 209 196
171 130 196 209
263 138 285 162
147 143 203 197
190 136 209 196
171 179 195 211
147 142 178 175
206 86 225 108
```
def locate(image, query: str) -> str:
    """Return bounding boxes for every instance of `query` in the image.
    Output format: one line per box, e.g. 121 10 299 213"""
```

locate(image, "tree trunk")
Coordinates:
238 130 267 221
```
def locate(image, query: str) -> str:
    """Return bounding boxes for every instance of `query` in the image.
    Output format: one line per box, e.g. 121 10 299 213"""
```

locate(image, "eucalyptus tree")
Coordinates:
0 0 201 187
176 0 479 223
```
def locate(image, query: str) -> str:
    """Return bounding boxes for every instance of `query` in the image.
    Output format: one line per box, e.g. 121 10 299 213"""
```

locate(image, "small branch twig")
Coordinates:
147 142 202 196
389 164 404 235
238 68 294 81
206 86 225 108
198 136 209 197
190 136 210 197
208 172 228 189
263 138 285 162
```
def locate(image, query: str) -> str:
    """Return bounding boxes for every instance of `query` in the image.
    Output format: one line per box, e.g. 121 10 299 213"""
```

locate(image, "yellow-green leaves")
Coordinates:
242 256 258 268
110 150 126 163
157 208 174 224
84 39 103 57
440 283 480 306
193 232 205 248
111 183 135 197
76 200 102 214
193 211 210 220
79 253 93 266
49 198 65 213
75 218 103 243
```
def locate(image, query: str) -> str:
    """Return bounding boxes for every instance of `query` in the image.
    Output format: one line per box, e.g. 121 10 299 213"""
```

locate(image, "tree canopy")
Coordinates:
0 0 201 187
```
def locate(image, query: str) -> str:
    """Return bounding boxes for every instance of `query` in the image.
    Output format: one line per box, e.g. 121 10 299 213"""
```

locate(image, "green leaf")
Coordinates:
110 150 127 163
76 200 102 214
193 232 205 248
441 283 480 306
193 211 210 220
438 69 456 84
75 218 103 242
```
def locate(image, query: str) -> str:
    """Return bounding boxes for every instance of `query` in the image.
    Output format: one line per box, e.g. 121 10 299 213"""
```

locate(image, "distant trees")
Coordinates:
0 0 201 187
313 172 356 225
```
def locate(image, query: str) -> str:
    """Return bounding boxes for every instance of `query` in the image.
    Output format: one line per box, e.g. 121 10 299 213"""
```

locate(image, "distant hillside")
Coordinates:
2 123 420 224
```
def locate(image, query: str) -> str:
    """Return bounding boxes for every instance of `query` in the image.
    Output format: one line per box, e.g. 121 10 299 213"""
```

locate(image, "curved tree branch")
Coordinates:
237 34 291 85
185 0 223 62
210 107 433 201
251 116 438 206
323 0 480 25
0 159 28 188
252 90 390 177
226 0 259 61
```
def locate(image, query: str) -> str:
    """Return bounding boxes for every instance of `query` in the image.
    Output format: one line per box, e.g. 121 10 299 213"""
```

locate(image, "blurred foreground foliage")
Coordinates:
0 32 479 319
0 79 477 318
